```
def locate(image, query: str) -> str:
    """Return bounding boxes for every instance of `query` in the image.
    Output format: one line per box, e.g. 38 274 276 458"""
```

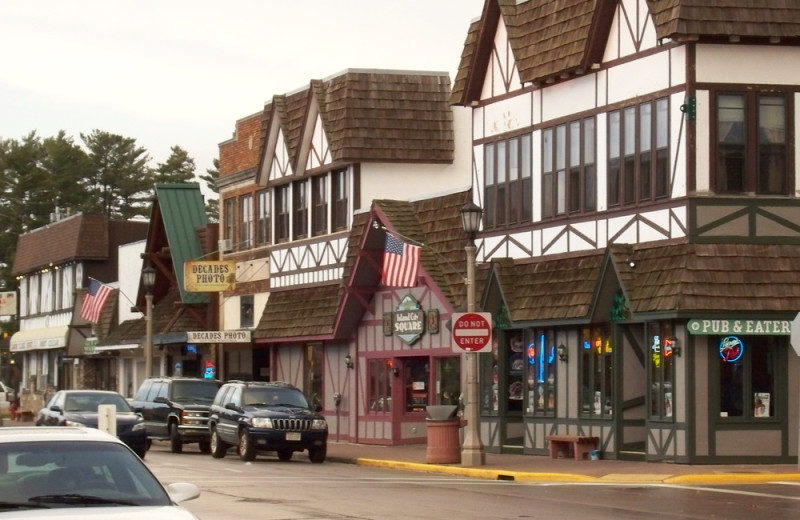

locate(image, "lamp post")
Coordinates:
460 201 485 467
141 265 156 378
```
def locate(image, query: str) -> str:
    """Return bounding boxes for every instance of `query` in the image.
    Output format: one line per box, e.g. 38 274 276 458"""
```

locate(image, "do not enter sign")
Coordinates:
451 312 493 353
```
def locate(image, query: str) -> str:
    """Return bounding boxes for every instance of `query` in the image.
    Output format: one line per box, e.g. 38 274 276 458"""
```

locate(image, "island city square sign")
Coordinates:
383 294 439 346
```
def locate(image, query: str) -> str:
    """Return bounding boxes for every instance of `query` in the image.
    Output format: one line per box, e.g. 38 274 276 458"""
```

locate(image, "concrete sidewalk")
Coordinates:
325 440 800 484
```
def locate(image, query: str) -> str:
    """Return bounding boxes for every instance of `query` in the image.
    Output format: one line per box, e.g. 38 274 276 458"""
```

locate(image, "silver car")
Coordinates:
0 426 200 518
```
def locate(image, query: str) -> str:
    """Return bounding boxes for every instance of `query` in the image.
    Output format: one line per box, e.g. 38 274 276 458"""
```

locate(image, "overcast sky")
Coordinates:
0 0 485 197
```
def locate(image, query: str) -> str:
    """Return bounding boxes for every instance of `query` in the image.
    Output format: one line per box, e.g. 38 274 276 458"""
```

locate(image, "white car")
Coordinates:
0 426 200 518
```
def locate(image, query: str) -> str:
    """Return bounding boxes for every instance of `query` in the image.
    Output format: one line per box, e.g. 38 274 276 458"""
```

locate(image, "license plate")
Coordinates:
286 432 301 441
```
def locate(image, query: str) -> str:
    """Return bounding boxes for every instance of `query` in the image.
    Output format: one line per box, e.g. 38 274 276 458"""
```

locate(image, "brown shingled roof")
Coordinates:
452 0 800 104
253 283 341 340
12 214 109 276
261 69 454 184
625 242 800 314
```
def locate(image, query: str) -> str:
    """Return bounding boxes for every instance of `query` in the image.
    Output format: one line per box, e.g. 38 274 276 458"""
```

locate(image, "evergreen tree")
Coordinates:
201 158 219 223
154 145 196 184
80 130 154 219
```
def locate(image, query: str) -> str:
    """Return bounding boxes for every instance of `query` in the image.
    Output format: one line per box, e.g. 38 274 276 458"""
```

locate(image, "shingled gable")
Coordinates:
253 190 472 342
452 0 800 105
484 251 605 326
255 69 455 186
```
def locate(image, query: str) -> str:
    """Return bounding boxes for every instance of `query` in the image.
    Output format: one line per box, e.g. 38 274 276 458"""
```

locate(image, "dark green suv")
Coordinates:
130 377 221 454
208 381 328 463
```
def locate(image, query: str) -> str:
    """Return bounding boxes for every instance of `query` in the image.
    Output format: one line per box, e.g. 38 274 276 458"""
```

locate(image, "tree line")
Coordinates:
0 129 219 298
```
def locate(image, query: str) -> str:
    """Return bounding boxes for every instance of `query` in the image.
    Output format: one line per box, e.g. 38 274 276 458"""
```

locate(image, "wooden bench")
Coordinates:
546 434 599 460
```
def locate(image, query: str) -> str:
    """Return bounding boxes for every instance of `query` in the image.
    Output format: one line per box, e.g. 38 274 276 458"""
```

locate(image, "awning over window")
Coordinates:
10 326 70 352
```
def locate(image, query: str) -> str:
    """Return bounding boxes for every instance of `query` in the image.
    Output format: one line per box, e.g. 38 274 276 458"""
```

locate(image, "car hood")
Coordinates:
243 406 320 418
0 505 198 519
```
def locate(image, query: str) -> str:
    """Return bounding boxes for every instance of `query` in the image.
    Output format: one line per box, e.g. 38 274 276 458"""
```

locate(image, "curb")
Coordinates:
330 456 800 484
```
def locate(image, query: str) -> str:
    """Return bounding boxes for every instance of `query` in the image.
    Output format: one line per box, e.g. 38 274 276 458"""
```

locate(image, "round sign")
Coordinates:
451 312 492 352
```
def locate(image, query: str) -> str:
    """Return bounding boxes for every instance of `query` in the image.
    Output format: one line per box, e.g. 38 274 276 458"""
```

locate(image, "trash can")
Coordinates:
425 405 461 464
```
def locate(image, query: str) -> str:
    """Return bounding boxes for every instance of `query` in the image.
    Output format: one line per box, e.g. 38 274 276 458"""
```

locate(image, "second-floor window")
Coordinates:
484 134 532 229
223 198 236 242
293 180 308 240
275 184 290 242
239 194 253 250
608 98 669 207
312 175 328 236
715 91 789 195
542 117 596 218
332 168 349 231
256 189 270 246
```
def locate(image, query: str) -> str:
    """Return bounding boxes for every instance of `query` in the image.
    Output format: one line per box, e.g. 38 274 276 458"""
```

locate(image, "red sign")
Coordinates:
451 312 493 353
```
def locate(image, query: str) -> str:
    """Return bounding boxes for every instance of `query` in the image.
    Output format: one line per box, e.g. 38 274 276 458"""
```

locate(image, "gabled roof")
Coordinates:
257 69 455 185
12 213 110 276
452 0 800 104
149 184 209 305
253 190 472 342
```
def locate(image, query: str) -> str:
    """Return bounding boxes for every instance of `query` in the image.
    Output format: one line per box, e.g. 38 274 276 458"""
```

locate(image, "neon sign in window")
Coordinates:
719 336 744 363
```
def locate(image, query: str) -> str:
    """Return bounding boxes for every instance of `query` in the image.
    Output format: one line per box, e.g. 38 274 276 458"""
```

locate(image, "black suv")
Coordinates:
130 377 221 454
208 381 328 463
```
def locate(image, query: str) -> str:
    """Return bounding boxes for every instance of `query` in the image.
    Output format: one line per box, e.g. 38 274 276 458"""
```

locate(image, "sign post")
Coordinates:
451 312 493 353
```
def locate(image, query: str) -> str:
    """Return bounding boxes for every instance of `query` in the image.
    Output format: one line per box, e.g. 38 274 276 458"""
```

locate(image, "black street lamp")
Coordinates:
141 265 156 378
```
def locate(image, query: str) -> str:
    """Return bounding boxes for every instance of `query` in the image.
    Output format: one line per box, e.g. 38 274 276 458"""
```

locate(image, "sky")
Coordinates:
0 0 486 199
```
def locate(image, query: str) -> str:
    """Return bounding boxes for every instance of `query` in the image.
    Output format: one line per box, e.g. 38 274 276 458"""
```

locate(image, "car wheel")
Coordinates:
277 450 293 462
145 439 152 451
308 445 326 464
210 427 227 459
238 428 256 461
169 423 183 454
135 448 147 460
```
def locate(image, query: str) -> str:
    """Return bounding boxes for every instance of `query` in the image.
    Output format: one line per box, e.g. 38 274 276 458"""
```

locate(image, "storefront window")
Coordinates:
480 339 499 414
580 326 613 417
648 321 675 420
403 357 428 412
718 336 778 419
368 358 392 414
435 357 460 406
527 329 556 415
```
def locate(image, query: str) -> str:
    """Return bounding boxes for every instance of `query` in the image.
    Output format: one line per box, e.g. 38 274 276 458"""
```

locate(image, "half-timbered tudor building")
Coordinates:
217 69 473 444
450 0 800 463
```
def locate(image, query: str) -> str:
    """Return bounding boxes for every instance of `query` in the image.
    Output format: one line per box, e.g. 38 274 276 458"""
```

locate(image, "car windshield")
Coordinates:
172 380 220 402
0 440 171 509
243 387 310 408
63 393 132 413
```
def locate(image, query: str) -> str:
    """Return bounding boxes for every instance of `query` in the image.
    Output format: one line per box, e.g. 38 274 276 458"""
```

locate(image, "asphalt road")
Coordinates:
145 441 800 520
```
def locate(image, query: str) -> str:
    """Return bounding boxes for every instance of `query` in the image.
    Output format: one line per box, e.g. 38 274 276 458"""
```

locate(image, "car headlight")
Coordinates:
65 420 86 427
250 417 274 428
311 419 328 430
132 422 146 432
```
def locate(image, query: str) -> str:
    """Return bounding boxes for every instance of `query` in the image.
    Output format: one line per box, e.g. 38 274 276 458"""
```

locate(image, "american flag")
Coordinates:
81 279 112 324
381 234 421 287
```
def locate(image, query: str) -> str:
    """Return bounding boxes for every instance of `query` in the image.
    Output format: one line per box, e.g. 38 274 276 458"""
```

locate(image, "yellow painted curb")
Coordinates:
354 458 597 482
353 458 800 485
665 473 800 485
